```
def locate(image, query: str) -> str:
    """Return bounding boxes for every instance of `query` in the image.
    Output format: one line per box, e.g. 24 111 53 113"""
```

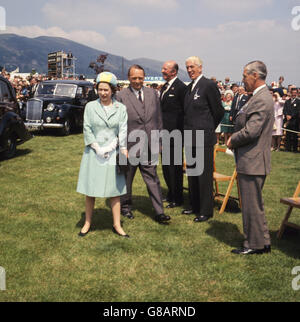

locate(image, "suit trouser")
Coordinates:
186 146 214 217
120 162 164 216
237 173 271 249
162 145 183 204
285 129 299 152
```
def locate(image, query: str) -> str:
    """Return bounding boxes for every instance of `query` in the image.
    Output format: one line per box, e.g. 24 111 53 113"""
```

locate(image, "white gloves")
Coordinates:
91 138 118 159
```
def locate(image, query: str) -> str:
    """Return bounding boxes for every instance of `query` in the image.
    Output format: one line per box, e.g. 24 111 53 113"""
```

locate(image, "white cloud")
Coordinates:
115 0 179 9
115 26 142 39
41 0 126 29
106 19 299 84
201 0 273 13
6 25 106 49
40 0 179 30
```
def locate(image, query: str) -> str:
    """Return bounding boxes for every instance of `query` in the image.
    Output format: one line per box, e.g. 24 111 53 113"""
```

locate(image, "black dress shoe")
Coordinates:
166 202 182 209
264 245 271 253
231 247 269 255
181 209 195 215
78 229 90 237
155 214 171 223
121 211 134 219
112 227 130 238
194 215 211 222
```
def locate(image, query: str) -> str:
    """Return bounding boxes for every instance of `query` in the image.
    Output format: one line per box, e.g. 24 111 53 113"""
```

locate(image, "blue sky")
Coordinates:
1 0 300 85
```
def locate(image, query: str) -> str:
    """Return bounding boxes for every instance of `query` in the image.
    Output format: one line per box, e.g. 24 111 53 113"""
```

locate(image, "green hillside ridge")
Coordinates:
0 33 189 81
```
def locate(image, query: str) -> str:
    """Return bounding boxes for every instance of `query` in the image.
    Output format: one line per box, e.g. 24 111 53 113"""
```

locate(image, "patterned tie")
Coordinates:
160 82 169 100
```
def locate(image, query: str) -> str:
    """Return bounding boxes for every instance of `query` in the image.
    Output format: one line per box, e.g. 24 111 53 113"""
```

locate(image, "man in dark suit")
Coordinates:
229 86 249 123
283 88 300 152
116 65 170 224
227 60 274 255
183 56 224 222
160 60 187 208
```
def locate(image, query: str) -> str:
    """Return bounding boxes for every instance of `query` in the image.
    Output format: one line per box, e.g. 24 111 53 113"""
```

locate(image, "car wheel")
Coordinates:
3 134 17 159
61 118 71 136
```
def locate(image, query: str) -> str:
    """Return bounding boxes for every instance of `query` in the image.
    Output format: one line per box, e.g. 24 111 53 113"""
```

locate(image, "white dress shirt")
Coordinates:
161 76 178 99
253 84 267 96
131 87 144 102
191 74 204 92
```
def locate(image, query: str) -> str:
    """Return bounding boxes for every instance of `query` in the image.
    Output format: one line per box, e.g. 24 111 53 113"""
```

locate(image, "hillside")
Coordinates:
0 34 189 81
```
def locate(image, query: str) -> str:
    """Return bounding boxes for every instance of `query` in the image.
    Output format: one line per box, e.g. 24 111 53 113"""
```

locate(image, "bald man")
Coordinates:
160 61 187 208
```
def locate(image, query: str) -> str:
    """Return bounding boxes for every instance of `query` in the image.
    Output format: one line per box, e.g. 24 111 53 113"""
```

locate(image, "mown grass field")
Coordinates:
0 132 300 302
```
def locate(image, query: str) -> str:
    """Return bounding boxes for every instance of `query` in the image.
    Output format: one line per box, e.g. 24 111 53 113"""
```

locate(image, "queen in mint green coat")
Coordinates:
77 72 129 238
77 98 128 197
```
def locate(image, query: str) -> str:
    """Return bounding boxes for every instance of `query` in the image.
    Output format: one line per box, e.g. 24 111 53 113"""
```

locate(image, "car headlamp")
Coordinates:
46 103 55 112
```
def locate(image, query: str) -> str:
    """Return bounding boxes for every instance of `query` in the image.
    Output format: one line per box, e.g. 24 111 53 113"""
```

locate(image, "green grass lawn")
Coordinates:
0 132 300 302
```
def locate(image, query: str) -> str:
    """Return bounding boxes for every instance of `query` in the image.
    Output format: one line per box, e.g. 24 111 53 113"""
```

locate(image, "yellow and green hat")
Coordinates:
96 72 118 87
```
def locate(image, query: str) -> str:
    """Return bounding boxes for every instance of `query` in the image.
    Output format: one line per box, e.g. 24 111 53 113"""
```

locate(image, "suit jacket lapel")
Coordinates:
184 82 193 109
106 105 118 122
241 86 267 114
93 100 108 124
160 82 168 102
127 87 145 121
161 86 168 104
161 78 178 104
185 77 203 109
144 87 152 121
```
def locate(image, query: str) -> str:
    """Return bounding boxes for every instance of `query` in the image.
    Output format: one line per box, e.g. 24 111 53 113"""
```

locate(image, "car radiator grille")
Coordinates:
26 99 43 121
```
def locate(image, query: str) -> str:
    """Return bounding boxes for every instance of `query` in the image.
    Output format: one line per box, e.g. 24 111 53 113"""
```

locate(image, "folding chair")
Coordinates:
277 181 300 239
213 146 241 214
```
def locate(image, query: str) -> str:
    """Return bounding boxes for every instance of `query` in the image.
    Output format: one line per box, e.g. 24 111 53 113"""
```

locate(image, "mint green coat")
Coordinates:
76 99 127 197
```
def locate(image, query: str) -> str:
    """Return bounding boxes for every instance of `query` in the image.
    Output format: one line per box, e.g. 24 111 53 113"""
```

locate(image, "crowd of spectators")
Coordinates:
1 70 52 102
1 69 299 152
210 76 300 152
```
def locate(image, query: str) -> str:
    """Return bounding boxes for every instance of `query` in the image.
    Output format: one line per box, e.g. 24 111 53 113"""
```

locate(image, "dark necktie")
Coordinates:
160 82 169 100
236 95 241 109
138 90 143 103
190 80 195 93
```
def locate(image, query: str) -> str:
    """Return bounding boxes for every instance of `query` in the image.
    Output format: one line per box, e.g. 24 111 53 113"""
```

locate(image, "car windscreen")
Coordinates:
35 83 77 98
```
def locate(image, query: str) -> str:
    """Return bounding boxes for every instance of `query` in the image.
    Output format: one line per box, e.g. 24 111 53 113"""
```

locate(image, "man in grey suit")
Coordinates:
227 60 274 255
116 65 170 223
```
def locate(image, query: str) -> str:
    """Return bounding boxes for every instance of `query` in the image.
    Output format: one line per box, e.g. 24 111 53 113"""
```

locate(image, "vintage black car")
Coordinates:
21 80 94 135
0 75 32 159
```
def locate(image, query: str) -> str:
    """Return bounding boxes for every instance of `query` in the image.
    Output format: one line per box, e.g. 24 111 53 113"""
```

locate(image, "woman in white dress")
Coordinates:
271 92 285 151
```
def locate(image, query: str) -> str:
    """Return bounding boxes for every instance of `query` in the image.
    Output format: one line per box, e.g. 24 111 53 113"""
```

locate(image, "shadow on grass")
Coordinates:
115 195 171 224
31 128 82 137
206 220 300 258
76 208 115 232
161 185 192 208
0 148 32 162
75 191 176 230
205 220 244 248
270 229 300 259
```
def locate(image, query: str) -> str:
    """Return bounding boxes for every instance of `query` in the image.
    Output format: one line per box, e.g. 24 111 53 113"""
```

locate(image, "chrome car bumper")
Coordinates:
24 122 64 130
